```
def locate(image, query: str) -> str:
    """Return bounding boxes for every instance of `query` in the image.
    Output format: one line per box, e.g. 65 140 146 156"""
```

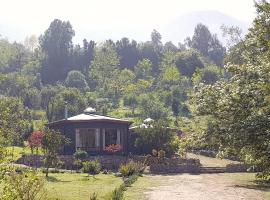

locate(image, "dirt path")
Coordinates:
144 174 264 200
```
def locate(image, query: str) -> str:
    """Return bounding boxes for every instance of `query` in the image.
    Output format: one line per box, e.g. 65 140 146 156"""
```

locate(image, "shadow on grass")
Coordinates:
233 180 270 192
45 176 71 183
81 175 100 181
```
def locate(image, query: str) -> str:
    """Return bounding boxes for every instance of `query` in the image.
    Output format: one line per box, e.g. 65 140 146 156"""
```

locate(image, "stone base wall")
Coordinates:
150 164 200 174
16 155 129 170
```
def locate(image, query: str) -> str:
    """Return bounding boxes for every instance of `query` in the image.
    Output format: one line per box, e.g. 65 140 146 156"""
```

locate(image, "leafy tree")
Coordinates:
151 29 162 49
40 19 75 84
175 49 205 77
24 88 41 109
192 65 223 85
0 97 32 146
123 94 138 115
194 62 270 178
40 85 60 121
28 131 44 154
65 70 89 90
42 128 70 177
188 23 225 66
138 41 161 74
89 43 120 91
164 41 178 53
134 59 152 80
24 35 38 52
139 94 169 120
82 39 95 74
50 87 87 121
116 38 139 69
135 120 179 156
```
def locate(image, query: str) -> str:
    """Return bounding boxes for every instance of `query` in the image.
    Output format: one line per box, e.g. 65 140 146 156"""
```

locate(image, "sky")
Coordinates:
0 0 256 44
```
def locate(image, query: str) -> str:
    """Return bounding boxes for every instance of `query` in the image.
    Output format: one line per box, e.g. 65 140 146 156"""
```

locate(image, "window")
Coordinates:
76 128 98 148
103 129 121 149
105 129 117 146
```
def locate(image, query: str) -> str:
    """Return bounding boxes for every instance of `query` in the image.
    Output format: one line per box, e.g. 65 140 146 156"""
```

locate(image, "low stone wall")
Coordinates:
132 155 200 166
150 164 200 174
16 155 129 170
226 163 249 172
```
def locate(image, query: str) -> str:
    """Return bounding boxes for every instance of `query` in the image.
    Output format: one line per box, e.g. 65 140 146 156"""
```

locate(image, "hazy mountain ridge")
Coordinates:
0 10 251 45
162 10 250 45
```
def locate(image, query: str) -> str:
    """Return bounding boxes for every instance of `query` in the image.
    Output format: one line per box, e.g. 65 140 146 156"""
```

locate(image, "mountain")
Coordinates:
161 10 251 45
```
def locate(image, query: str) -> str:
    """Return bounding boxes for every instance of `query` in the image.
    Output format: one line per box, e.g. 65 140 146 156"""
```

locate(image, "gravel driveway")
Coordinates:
145 174 264 200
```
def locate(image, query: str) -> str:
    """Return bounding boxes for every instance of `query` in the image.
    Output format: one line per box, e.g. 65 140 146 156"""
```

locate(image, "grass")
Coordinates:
44 173 123 200
124 175 153 200
227 173 270 200
0 172 123 200
187 152 240 167
4 146 38 162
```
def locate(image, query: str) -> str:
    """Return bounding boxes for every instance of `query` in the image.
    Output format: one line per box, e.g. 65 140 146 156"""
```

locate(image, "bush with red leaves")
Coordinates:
28 131 44 153
104 144 123 153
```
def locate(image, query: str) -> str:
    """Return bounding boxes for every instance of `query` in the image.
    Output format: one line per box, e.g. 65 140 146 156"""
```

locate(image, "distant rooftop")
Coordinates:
48 111 131 126
67 113 129 122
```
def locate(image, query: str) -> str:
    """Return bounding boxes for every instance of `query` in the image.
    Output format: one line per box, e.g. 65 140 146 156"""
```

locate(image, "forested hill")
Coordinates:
1 0 270 180
0 19 226 132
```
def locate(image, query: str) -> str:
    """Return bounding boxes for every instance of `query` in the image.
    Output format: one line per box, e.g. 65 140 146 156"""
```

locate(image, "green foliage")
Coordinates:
65 70 89 90
134 59 152 80
73 159 83 170
40 19 75 84
194 62 270 176
42 128 70 177
74 149 88 160
175 49 205 77
139 93 170 120
2 170 46 200
157 149 165 158
119 161 145 177
48 87 87 121
187 23 225 66
0 97 32 146
82 160 101 175
192 65 224 85
109 184 125 200
135 120 180 156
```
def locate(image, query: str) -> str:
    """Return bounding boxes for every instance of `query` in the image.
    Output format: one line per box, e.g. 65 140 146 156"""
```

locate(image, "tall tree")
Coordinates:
189 23 225 66
116 38 139 69
39 19 75 84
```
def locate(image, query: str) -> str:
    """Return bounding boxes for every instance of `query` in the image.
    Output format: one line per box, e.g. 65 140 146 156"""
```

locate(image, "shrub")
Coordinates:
82 160 101 175
135 120 180 156
28 131 44 154
158 150 165 158
73 160 83 170
2 170 46 200
152 149 158 156
119 161 145 177
123 174 138 187
105 144 123 154
89 192 98 200
110 184 125 200
74 150 88 160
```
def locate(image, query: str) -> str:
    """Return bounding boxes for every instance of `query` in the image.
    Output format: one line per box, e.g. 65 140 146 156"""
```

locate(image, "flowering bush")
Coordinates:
104 144 123 153
27 131 44 154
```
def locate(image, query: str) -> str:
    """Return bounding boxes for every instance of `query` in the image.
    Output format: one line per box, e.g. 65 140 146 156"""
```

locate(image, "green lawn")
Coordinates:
124 175 152 200
187 152 240 167
228 173 270 200
4 146 36 162
44 173 123 200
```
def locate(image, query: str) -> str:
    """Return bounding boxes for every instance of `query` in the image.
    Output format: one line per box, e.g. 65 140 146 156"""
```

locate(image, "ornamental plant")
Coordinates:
105 144 123 154
27 131 44 154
